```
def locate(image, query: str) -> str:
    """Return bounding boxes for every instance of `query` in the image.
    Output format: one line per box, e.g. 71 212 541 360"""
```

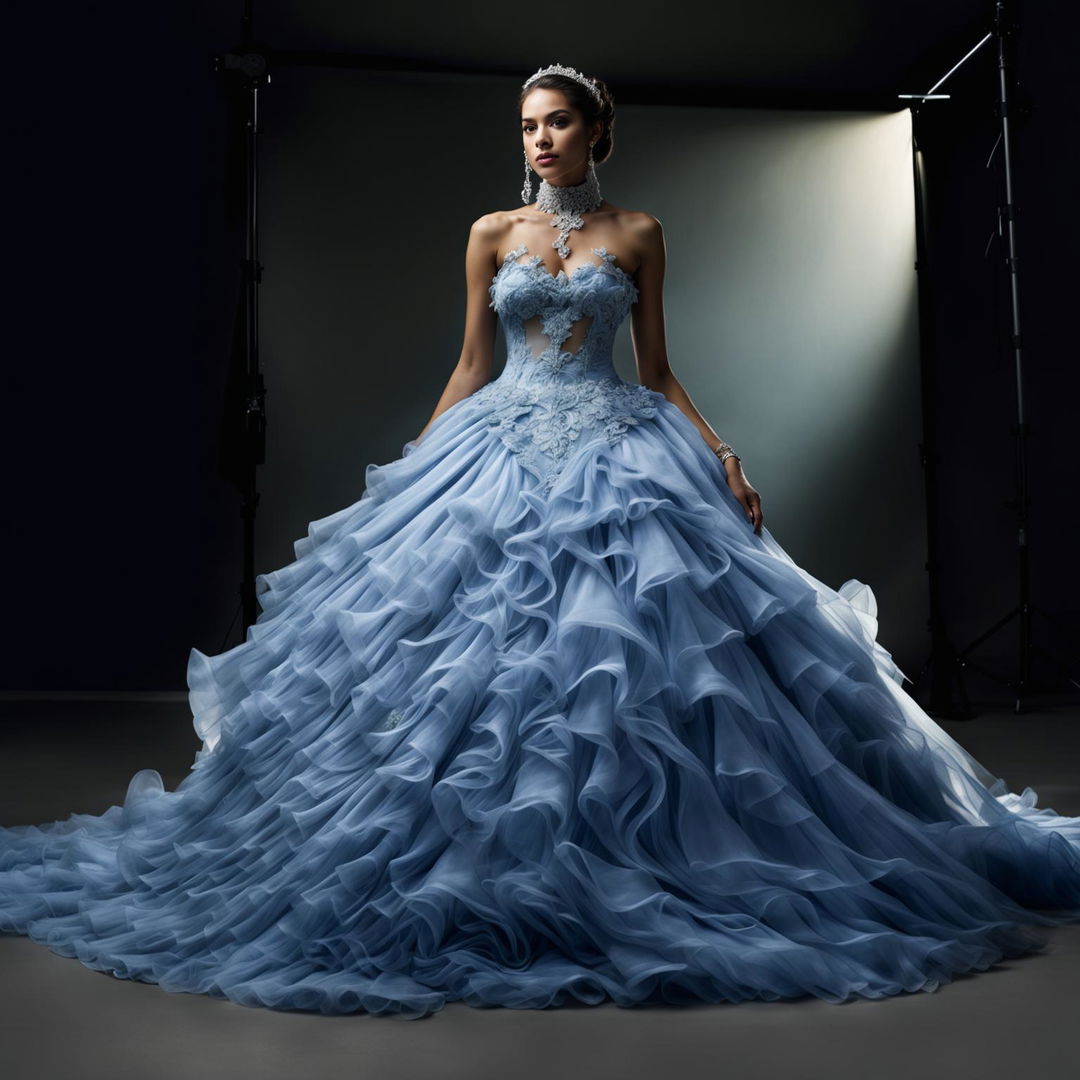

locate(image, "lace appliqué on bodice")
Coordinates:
470 244 664 493
477 376 660 493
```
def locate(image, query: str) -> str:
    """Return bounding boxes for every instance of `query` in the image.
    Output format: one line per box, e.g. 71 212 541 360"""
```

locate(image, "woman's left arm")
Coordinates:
627 213 764 535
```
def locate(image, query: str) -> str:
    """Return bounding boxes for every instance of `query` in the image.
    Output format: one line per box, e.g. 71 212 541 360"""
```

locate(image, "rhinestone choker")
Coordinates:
535 167 602 258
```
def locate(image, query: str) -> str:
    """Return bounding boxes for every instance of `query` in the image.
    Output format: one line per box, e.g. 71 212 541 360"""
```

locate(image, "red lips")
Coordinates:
536 154 558 163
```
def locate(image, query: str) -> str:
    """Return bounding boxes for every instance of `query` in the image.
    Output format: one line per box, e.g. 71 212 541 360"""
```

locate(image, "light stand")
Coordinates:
213 0 269 638
904 1 1079 715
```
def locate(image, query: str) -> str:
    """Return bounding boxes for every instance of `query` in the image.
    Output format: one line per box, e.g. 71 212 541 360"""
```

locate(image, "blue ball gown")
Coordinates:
2 243 1079 1019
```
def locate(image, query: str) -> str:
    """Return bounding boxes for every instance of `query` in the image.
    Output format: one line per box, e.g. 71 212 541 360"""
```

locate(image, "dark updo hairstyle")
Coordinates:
518 69 616 166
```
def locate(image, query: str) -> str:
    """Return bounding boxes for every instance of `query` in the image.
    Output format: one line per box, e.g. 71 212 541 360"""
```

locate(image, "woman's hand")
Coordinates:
724 464 764 535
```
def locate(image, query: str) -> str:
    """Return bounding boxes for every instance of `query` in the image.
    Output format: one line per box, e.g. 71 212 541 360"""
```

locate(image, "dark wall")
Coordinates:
7 2 243 691
913 5 1080 698
5 1 1075 703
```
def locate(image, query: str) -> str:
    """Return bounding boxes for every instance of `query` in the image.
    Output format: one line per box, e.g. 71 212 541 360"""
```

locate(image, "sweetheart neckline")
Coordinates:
492 244 637 289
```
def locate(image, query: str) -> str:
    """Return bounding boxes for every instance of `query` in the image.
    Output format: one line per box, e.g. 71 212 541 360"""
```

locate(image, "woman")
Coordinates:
418 67 763 534
2 63 1078 1020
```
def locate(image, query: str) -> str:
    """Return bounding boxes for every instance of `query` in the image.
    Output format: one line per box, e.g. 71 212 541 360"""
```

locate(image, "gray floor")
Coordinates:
1 697 1078 1080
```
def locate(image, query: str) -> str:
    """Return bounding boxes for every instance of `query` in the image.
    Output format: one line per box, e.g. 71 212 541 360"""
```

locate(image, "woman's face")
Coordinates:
520 87 597 186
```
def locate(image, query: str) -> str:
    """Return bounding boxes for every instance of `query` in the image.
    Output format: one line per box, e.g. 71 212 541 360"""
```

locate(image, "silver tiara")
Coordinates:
521 62 603 107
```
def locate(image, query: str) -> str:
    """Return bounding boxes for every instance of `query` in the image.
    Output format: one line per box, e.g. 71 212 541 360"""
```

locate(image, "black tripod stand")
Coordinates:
213 0 269 643
905 1 1079 716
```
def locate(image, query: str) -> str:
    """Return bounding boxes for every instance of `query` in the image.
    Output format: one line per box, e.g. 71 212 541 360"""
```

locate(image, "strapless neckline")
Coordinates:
492 244 637 289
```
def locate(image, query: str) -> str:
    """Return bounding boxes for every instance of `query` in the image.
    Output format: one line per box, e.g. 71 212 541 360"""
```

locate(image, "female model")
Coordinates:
1 63 1078 1019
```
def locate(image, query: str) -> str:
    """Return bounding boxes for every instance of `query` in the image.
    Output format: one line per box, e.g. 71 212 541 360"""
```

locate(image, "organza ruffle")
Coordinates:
2 391 1078 1018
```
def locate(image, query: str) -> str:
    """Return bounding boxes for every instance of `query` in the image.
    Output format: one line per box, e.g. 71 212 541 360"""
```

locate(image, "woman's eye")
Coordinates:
522 118 569 133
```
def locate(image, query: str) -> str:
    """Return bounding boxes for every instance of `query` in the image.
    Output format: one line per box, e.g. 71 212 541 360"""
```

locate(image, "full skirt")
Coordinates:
2 392 1079 1018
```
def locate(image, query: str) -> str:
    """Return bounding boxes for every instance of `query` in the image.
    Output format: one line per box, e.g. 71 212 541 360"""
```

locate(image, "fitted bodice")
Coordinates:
468 243 666 493
487 244 639 386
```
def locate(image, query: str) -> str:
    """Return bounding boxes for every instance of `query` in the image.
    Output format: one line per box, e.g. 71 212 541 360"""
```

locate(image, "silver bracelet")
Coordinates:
712 441 739 465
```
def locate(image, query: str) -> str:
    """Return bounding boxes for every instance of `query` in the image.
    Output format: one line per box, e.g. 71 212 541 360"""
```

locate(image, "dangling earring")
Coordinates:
521 150 533 205
588 140 596 171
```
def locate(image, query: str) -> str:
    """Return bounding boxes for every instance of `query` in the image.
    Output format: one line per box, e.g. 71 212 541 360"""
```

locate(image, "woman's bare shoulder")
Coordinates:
598 204 664 249
597 206 664 270
468 209 534 258
607 206 663 235
470 208 539 234
461 212 509 274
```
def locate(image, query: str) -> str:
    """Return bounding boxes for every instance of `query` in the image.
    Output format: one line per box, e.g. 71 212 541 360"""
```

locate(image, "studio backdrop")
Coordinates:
255 68 923 672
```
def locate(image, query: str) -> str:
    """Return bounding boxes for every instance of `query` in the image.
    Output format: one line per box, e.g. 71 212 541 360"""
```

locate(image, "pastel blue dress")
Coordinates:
2 243 1079 1018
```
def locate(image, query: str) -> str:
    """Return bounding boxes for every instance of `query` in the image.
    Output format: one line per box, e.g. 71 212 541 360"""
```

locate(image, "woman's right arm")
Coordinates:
414 214 503 443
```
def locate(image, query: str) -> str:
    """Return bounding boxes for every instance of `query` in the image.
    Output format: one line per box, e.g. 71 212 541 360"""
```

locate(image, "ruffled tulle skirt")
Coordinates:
2 391 1079 1018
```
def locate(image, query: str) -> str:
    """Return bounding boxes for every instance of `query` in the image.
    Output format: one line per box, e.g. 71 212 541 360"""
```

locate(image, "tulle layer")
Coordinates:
2 392 1079 1018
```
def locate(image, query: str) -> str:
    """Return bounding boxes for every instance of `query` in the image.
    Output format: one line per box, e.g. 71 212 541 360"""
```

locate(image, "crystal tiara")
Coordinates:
521 62 603 107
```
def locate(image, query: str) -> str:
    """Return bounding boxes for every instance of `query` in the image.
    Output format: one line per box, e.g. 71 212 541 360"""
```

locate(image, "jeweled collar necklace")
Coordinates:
535 169 602 259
